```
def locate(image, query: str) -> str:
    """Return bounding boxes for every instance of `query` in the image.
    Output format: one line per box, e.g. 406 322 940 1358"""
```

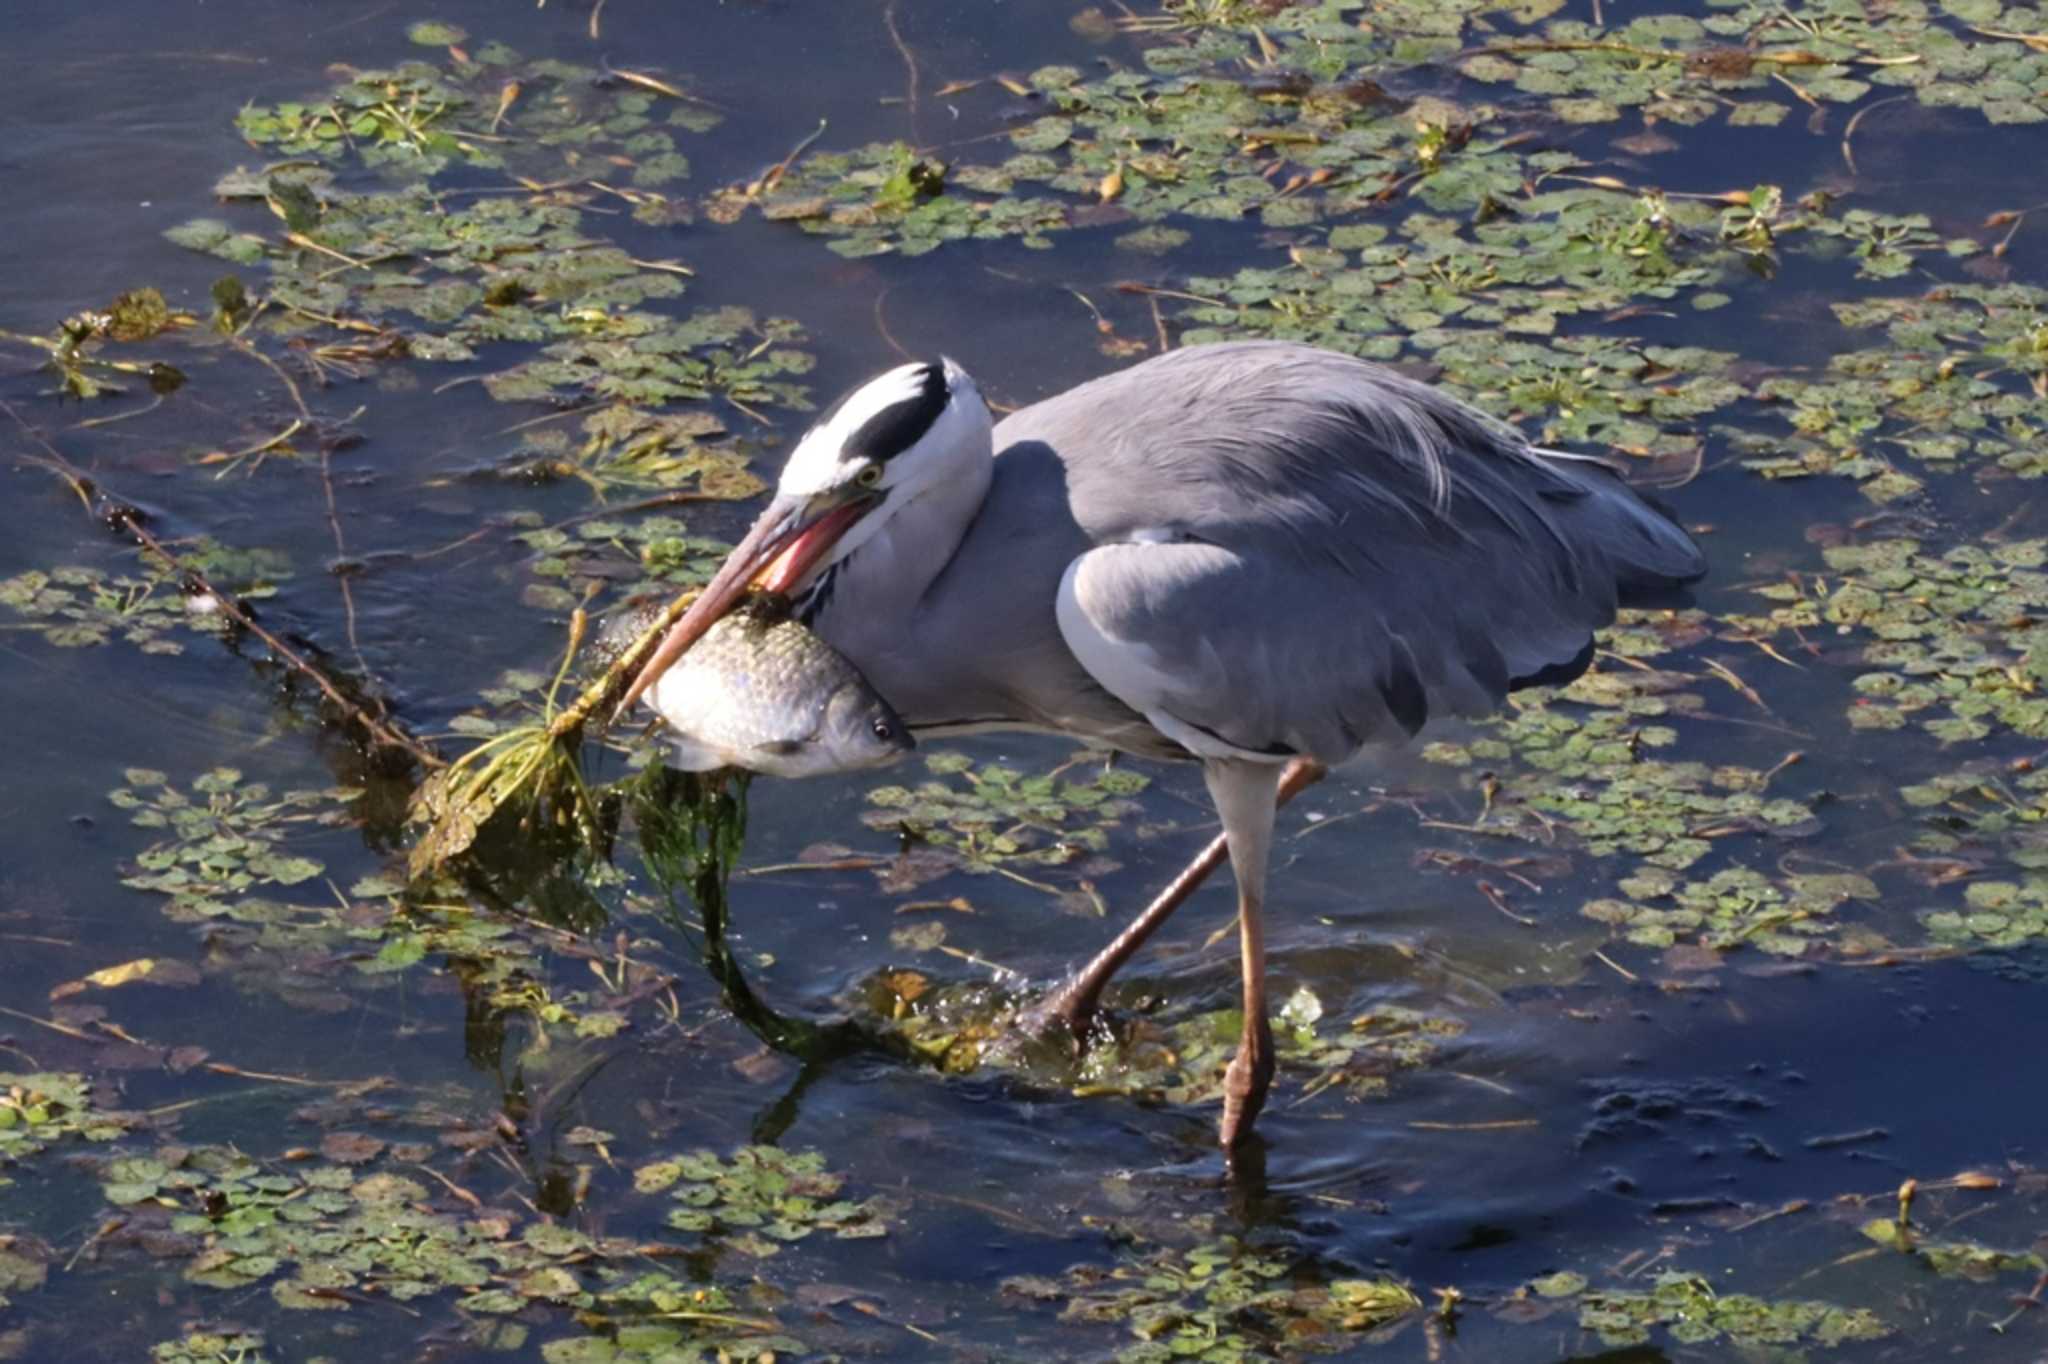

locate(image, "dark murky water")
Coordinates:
6 2 2048 1361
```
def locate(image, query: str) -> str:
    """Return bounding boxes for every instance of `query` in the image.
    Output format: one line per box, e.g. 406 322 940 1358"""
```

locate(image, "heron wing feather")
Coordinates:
1006 341 1706 764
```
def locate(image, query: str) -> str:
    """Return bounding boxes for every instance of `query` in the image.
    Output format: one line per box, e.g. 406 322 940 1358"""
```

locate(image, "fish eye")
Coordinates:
854 463 884 489
871 717 895 740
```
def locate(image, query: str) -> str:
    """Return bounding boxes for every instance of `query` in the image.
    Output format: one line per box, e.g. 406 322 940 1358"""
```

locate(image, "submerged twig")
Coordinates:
883 0 922 142
1839 94 1908 179
2 400 438 768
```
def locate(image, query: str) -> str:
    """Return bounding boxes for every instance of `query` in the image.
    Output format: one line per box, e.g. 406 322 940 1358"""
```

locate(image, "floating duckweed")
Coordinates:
514 515 732 615
1860 1217 2048 1278
1177 187 1727 358
635 1145 890 1250
751 141 1068 258
0 566 198 654
173 174 814 429
1459 0 2048 130
1426 694 1813 871
481 305 813 414
1736 538 2048 742
0 541 286 654
0 1074 135 1170
94 1144 805 1356
1005 1232 1421 1361
1736 283 2048 493
494 408 767 501
109 768 350 922
1530 1268 1890 1349
103 768 630 1032
168 65 816 500
1583 863 1879 956
150 1326 276 1364
864 750 1149 872
745 11 1521 259
232 39 713 182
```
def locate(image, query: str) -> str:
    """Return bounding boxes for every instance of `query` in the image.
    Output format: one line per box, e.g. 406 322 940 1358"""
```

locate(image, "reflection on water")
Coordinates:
5 0 2048 1359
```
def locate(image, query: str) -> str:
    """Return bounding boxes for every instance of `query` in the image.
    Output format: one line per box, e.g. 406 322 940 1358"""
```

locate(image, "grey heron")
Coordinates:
619 340 1706 1150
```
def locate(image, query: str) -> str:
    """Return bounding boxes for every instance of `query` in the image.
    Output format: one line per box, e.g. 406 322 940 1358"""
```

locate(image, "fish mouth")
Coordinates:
614 491 875 719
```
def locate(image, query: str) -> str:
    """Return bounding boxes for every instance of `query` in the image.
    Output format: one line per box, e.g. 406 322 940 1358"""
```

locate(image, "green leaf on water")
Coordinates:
406 20 467 45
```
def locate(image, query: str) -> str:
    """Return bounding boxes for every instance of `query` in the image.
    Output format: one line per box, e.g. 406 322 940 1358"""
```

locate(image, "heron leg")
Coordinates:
1206 759 1280 1151
1019 757 1323 1042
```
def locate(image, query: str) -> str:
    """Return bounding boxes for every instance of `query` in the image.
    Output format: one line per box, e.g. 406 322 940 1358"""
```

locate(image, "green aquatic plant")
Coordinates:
748 0 2048 270
0 539 286 655
0 285 194 399
508 515 731 616
172 175 816 428
536 1311 805 1364
752 139 1068 258
867 970 1464 1111
493 408 767 499
150 1325 275 1364
634 1145 890 1252
109 768 351 922
1459 0 2048 130
96 1143 801 1357
1583 863 1881 956
1860 1216 2048 1278
751 28 1522 259
0 1242 44 1313
1423 691 1815 872
1736 282 2048 494
408 586 714 879
480 305 813 414
1901 759 2048 949
0 1074 135 1172
0 567 197 654
1176 186 1726 354
1004 1232 1421 1362
1923 879 2048 951
103 768 626 1031
865 749 1151 873
1537 1268 1890 1349
231 40 717 184
1736 537 2048 743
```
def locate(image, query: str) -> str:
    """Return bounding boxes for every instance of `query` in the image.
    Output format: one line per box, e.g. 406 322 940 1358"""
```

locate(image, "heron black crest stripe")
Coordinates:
834 362 948 464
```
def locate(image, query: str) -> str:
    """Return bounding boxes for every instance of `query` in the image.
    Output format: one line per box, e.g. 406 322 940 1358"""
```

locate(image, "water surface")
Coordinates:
5 2 2048 1361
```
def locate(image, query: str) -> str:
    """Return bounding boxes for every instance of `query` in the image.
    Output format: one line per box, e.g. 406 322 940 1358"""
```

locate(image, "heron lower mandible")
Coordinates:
619 340 1706 1151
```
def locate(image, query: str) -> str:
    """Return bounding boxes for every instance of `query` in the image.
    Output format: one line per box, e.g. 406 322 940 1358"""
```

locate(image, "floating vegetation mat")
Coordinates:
1523 1267 1891 1350
0 1074 135 1175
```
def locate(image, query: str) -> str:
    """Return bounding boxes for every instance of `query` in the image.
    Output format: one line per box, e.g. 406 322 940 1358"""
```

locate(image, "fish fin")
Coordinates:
666 736 734 772
754 739 804 756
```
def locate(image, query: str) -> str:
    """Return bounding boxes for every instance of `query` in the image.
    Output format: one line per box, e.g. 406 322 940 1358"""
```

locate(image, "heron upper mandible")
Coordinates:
618 340 1706 1151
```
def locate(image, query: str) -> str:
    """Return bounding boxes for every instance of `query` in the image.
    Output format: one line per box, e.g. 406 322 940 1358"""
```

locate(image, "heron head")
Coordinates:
615 357 991 717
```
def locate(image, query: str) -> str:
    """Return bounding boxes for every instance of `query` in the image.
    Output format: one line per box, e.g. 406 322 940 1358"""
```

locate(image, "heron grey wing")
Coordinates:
1057 536 1506 764
1010 341 1707 761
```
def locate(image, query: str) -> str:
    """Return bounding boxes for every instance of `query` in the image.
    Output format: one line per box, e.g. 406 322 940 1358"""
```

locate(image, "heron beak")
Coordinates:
613 491 873 719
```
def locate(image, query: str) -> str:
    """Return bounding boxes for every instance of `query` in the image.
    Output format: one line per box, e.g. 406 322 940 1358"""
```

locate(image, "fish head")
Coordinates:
801 678 914 776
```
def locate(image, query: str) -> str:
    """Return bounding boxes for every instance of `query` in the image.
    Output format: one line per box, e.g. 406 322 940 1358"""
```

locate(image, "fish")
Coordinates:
598 595 913 778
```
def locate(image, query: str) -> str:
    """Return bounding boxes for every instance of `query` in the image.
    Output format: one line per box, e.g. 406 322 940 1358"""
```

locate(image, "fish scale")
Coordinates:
600 598 911 778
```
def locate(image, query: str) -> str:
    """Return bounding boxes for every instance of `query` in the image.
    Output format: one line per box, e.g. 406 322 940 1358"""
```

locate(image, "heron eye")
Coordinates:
854 463 884 489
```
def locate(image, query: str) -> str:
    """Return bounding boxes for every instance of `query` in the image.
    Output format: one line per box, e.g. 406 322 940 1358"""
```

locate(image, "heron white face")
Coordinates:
768 357 991 580
613 356 992 719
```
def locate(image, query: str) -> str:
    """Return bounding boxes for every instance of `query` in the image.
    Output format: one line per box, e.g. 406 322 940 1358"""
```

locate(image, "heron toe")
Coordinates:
1012 987 1099 1052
